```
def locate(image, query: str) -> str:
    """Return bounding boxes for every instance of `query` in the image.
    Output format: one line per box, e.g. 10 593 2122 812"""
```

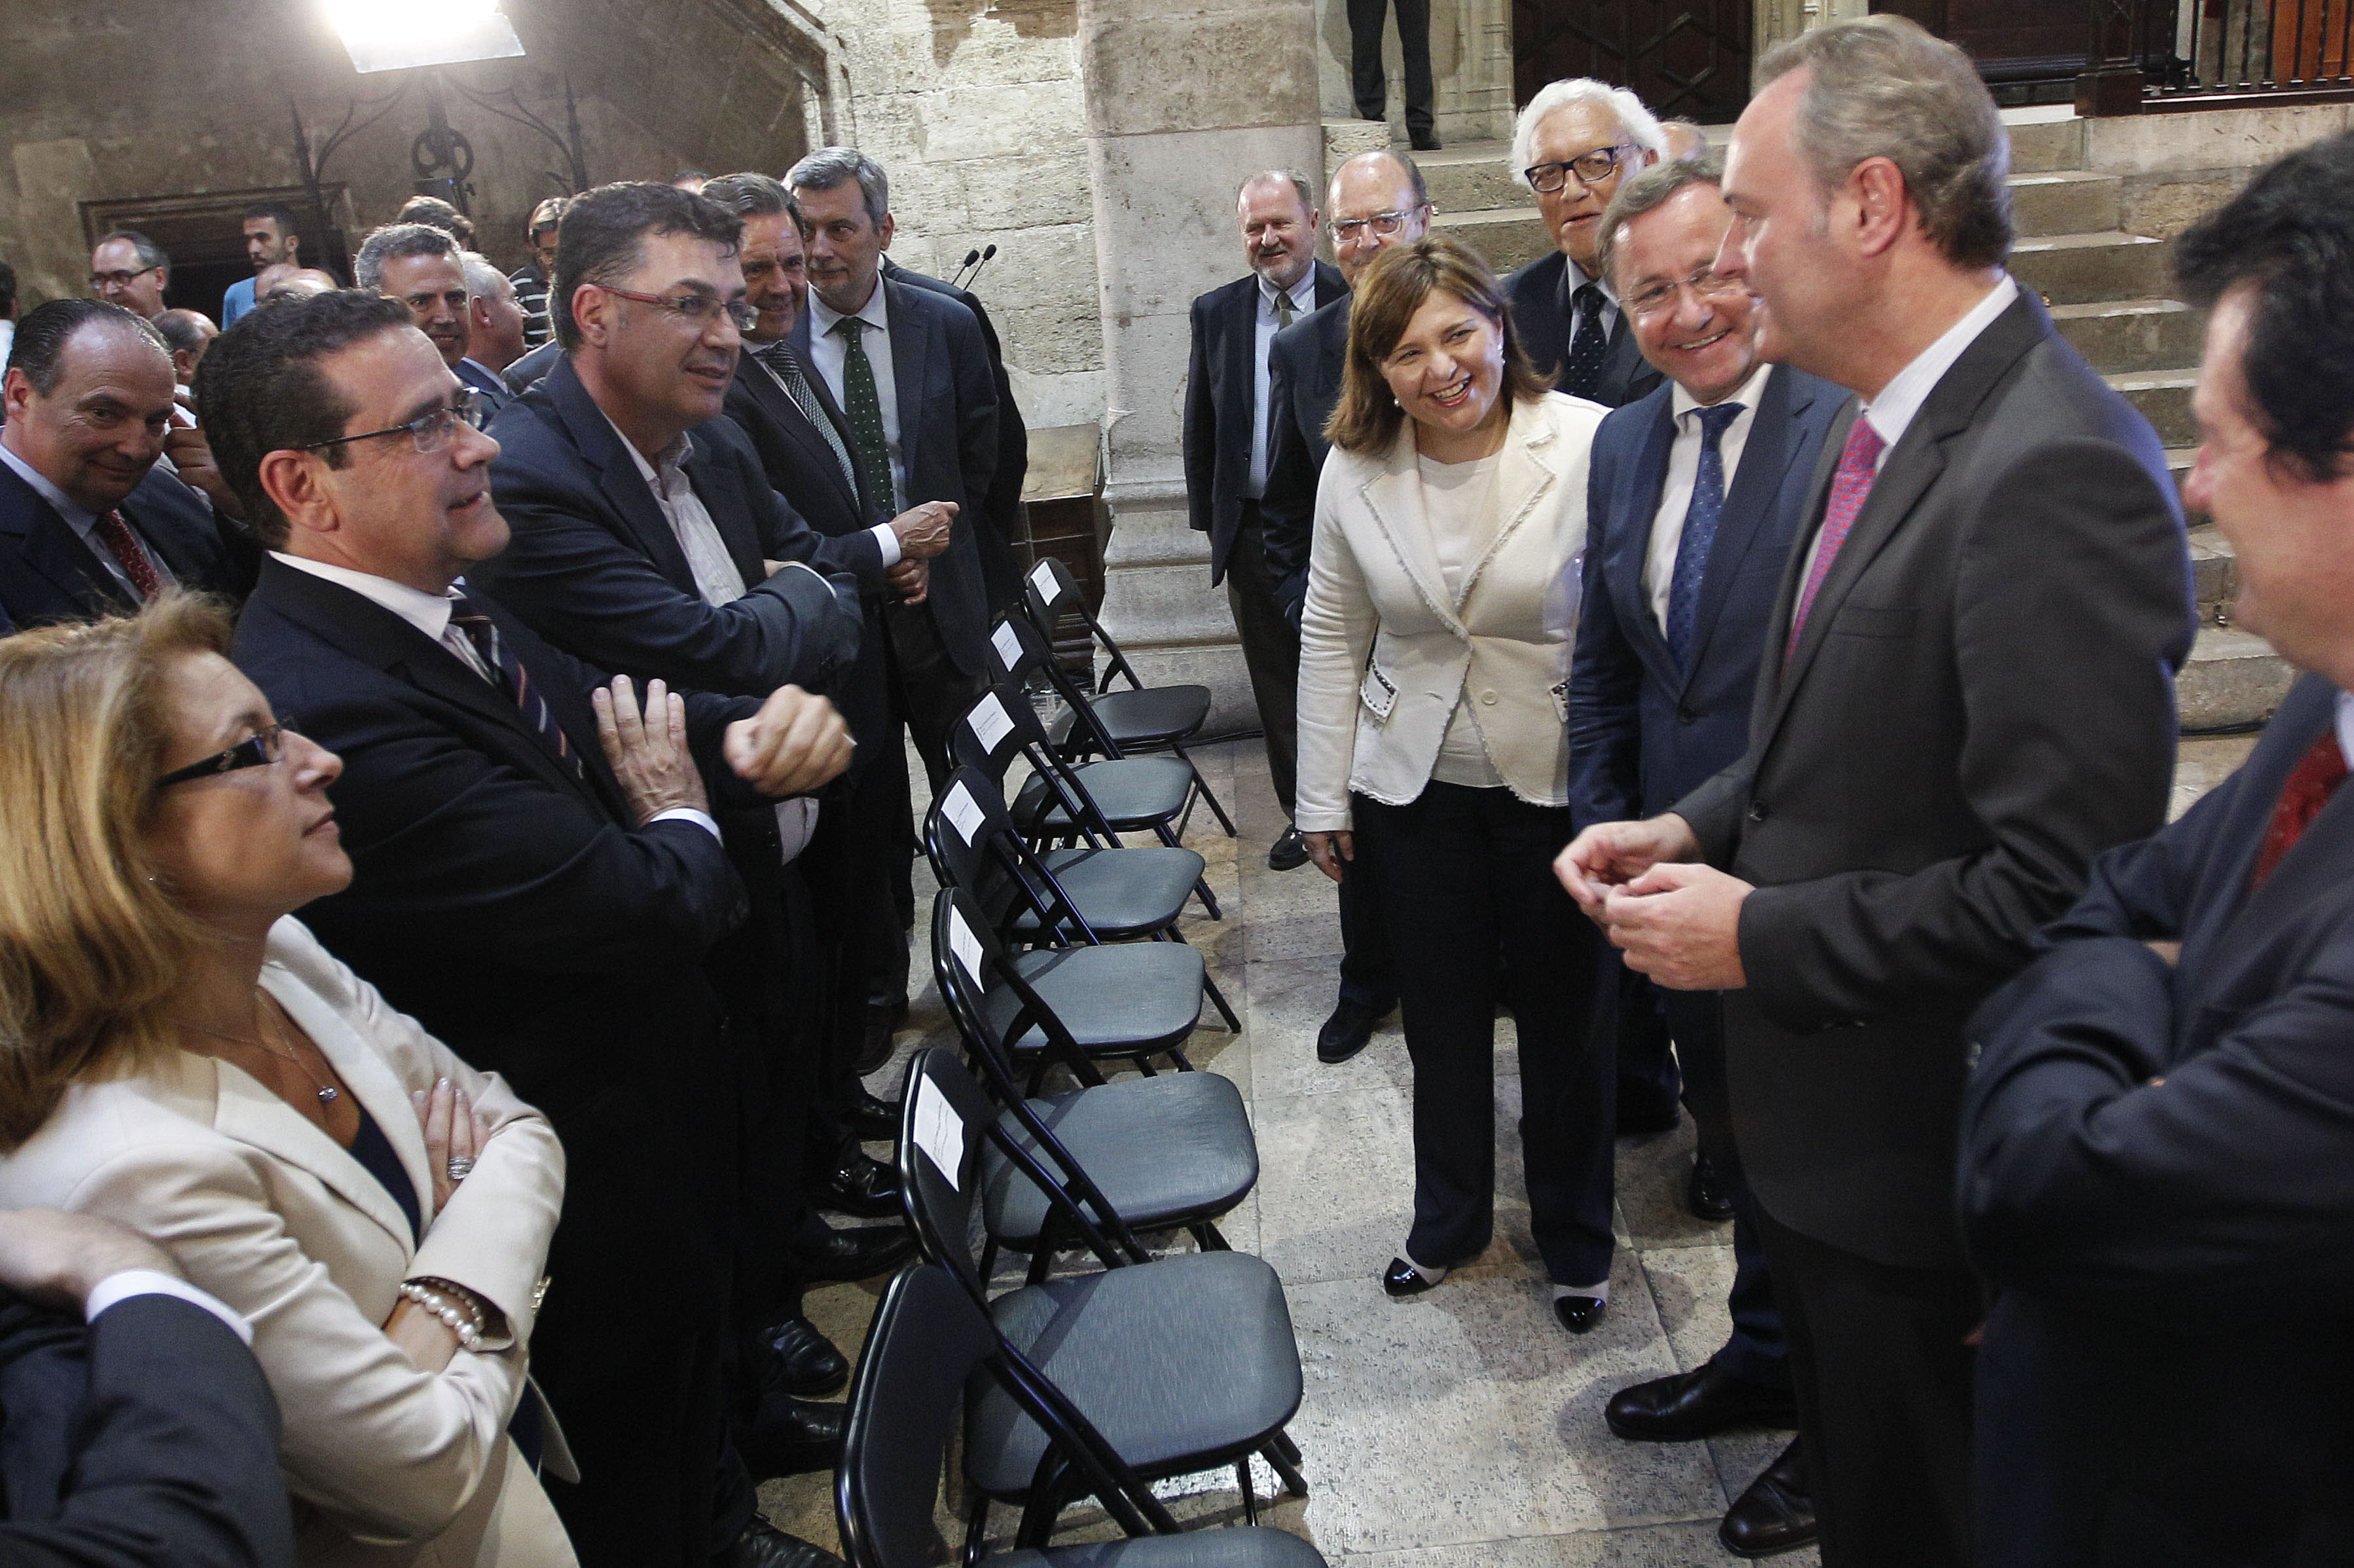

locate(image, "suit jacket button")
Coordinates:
1747 800 1768 823
1678 706 1697 724
1479 689 1498 705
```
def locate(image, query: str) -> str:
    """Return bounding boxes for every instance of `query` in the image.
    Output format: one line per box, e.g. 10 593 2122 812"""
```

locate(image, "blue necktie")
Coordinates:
1665 402 1745 668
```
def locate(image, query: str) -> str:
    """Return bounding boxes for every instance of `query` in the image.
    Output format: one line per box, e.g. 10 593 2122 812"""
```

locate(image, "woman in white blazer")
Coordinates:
1296 236 1619 1332
0 600 572 1567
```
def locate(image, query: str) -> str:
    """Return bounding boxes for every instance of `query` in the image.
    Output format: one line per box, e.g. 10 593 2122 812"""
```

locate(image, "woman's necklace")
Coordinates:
180 996 340 1105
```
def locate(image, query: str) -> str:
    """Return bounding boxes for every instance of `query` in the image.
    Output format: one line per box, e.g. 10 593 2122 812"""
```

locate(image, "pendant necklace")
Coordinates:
181 995 340 1105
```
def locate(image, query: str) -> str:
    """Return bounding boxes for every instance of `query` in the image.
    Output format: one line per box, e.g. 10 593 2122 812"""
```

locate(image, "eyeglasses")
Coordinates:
1623 266 1749 317
1331 207 1428 242
155 720 299 789
89 265 165 290
1524 145 1640 194
592 284 759 332
297 386 484 456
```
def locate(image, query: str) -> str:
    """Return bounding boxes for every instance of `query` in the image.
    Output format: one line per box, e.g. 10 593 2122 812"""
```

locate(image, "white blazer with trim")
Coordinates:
0 918 573 1568
1295 389 1608 832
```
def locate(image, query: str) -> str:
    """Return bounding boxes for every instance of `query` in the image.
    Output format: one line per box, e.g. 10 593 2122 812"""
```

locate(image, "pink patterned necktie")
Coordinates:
1784 417 1886 666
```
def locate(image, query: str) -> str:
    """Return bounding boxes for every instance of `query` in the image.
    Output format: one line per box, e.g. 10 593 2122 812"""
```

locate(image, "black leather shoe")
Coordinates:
1268 827 1311 871
1686 1152 1736 1223
848 1088 902 1142
755 1314 850 1399
719 1518 844 1567
1317 999 1391 1064
1616 1094 1681 1135
818 1151 901 1219
1605 1361 1799 1441
734 1398 848 1482
1381 1256 1447 1297
797 1220 916 1283
1409 130 1442 151
1720 1436 1817 1558
1554 1294 1606 1334
852 999 907 1076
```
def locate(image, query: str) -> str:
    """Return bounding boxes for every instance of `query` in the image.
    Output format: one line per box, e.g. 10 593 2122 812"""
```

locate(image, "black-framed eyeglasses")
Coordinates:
1331 207 1428 241
89 265 165 290
592 284 759 332
1525 145 1640 194
155 721 299 789
296 386 482 456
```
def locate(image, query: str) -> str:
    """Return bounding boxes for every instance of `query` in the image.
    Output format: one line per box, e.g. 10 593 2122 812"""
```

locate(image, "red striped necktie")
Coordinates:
447 596 579 775
94 509 164 601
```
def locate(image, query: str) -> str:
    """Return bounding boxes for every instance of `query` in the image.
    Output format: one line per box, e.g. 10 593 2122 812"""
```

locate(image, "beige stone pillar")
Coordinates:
1081 0 1326 732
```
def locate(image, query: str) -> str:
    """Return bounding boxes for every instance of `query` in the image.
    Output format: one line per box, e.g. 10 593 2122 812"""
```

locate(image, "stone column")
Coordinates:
1079 0 1325 732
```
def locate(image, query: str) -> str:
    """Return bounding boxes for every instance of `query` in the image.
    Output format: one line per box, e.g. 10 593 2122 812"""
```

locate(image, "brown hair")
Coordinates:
1326 235 1549 455
0 595 232 1149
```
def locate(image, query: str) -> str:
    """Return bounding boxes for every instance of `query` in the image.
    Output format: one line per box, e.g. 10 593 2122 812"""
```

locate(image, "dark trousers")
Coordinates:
1353 783 1613 1285
1335 846 1397 1010
885 596 983 793
1758 1209 1980 1568
1612 963 1682 1122
1225 503 1299 818
1665 988 1786 1389
1347 0 1435 136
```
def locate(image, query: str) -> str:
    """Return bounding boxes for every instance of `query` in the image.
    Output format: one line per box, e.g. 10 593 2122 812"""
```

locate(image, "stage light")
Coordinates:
325 0 526 74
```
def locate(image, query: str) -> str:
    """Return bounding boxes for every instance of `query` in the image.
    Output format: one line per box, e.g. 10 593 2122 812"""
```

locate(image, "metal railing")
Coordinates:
2078 0 2354 113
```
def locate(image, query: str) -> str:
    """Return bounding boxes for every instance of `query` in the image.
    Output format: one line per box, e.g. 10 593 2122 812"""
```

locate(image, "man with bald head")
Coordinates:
0 299 246 627
1185 169 1341 871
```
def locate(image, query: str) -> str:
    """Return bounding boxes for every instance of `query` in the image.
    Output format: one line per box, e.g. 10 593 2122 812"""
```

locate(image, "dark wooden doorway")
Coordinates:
1511 1 1755 124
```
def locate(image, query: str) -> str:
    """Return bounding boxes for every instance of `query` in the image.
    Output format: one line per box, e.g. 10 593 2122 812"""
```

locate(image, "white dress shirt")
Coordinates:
1419 446 1507 788
1249 270 1318 496
2337 690 2354 770
84 1268 252 1344
1642 361 1773 632
748 348 903 564
806 279 907 514
0 440 179 597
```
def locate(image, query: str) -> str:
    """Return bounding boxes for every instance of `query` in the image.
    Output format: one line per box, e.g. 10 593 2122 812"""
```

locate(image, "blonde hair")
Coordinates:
0 595 232 1149
1326 236 1548 456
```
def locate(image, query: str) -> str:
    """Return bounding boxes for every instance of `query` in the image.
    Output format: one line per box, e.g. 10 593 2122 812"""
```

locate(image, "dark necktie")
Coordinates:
1563 281 1609 401
1275 289 1297 330
446 595 579 775
829 316 893 515
1665 403 1745 668
754 340 860 500
94 509 164 601
2251 728 2350 890
1784 418 1887 666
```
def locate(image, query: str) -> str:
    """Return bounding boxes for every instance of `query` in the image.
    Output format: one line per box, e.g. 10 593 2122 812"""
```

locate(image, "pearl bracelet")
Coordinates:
399 1279 486 1353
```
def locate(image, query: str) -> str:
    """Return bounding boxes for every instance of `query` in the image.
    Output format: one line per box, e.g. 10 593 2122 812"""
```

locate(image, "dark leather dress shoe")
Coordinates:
755 1314 850 1398
1615 1094 1681 1135
797 1220 916 1283
1605 1361 1799 1441
1409 130 1442 151
848 1087 903 1142
853 1000 907 1075
1720 1436 1817 1558
1381 1256 1447 1297
1268 826 1311 871
721 1518 844 1567
1553 1295 1606 1334
1686 1152 1736 1223
1317 998 1392 1064
818 1150 902 1219
734 1398 848 1482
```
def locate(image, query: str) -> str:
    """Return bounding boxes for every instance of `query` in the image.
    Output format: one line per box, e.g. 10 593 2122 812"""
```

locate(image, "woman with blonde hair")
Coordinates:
0 596 572 1566
1296 235 1618 1332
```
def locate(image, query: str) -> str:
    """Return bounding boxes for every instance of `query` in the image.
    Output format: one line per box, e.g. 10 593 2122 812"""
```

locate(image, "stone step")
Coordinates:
1433 205 1552 274
2012 230 2173 305
2189 522 2233 612
2005 109 2088 175
2108 369 2198 447
2179 625 2294 732
2010 169 2121 238
2049 297 2204 376
1414 139 1526 215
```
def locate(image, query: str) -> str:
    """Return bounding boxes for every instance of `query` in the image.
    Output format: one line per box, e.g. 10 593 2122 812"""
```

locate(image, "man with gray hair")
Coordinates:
456 251 524 414
355 222 474 383
1555 18 2194 1562
1504 79 1669 408
88 230 170 320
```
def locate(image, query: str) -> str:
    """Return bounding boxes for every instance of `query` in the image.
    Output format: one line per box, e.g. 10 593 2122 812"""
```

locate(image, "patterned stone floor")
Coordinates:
756 729 2257 1564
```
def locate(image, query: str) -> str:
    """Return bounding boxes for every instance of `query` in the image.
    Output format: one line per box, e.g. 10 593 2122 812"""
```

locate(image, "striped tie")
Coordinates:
754 340 861 502
447 595 579 775
94 509 164 601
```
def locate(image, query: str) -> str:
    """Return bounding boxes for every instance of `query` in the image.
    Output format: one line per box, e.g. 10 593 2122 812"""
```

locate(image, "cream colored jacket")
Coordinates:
1295 390 1607 832
0 918 573 1568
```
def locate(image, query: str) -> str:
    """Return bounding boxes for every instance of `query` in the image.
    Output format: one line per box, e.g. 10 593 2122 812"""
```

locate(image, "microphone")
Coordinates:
951 247 984 289
962 243 1000 291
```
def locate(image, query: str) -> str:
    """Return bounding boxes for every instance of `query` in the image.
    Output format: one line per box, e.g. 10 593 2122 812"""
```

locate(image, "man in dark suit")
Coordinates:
1566 158 1845 1559
0 1206 291 1567
1257 150 1427 1061
1504 79 1669 409
1959 130 2354 1568
0 300 249 628
356 223 482 395
456 253 527 419
207 289 853 1568
1557 21 2194 1566
1186 169 1343 872
787 146 1000 786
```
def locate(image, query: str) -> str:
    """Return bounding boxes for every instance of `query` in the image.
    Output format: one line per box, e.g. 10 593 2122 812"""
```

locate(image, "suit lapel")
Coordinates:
1612 397 1680 690
200 1039 420 1255
0 463 135 615
736 354 863 523
545 359 698 590
1358 427 1458 632
1680 366 1803 687
884 279 926 473
1457 407 1561 612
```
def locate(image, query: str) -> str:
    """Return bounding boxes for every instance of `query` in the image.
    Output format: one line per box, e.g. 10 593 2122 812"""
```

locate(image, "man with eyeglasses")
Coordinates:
0 299 250 630
1566 156 1847 1559
1504 79 1670 410
88 231 171 321
218 288 858 1568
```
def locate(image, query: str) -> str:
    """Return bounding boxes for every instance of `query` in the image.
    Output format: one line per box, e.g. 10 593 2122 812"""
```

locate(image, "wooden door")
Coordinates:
1511 1 1754 124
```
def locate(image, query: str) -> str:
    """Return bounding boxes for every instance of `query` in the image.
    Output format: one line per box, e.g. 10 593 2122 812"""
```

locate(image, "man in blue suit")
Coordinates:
1565 158 1843 1559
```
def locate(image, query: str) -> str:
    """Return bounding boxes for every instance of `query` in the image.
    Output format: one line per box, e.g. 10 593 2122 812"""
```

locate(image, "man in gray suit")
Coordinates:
1556 18 2194 1565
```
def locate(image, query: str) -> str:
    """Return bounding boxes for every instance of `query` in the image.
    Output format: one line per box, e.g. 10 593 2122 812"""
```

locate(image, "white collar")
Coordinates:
598 408 693 487
808 277 889 338
1861 275 2019 453
0 438 94 529
1563 255 1618 306
269 551 463 644
1670 360 1772 422
2336 690 2354 771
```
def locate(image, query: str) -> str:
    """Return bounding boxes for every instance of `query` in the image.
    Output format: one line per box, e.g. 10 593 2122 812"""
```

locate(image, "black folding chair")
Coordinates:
896 1051 1310 1547
928 891 1256 1278
837 1263 1328 1567
926 765 1204 947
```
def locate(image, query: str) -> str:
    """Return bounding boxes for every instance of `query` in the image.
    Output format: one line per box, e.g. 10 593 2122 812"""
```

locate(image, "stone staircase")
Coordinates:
1387 110 2290 733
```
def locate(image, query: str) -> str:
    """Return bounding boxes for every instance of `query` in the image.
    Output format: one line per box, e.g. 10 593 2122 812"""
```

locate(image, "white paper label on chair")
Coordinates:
947 903 987 986
911 1075 965 1190
991 621 1024 670
969 691 1015 751
1030 558 1059 597
941 781 985 846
